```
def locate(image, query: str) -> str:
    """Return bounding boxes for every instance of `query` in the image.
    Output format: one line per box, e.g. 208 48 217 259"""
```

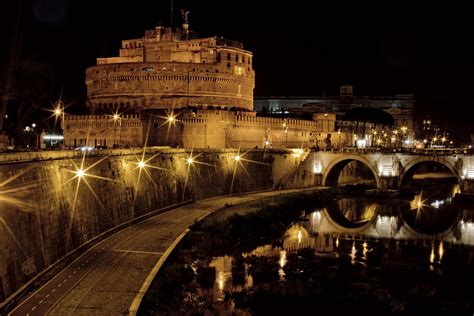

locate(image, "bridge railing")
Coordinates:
313 147 474 155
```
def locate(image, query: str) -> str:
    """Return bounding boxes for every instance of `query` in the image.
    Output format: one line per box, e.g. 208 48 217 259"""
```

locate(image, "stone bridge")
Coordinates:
304 148 474 193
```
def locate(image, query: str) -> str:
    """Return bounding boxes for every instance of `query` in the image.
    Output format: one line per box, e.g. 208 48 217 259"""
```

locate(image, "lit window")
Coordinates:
234 66 244 75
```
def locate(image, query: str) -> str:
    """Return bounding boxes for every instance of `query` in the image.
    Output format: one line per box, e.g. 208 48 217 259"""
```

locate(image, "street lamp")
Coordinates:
338 129 341 148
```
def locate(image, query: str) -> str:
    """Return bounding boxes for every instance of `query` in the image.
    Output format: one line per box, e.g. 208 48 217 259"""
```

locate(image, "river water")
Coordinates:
153 182 474 314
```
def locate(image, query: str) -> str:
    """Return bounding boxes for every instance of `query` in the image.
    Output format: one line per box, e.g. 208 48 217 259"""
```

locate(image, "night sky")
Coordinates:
1 0 474 137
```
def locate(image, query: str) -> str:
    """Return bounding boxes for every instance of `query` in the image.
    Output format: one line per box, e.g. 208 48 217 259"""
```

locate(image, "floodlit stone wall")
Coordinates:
0 148 312 304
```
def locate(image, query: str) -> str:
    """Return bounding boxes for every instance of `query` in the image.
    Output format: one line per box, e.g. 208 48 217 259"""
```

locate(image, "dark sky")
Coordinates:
1 0 474 135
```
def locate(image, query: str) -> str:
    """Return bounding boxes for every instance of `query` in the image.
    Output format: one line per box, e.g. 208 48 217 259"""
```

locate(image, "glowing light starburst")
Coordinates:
229 146 269 195
43 97 69 130
130 121 172 206
181 148 215 200
63 151 116 229
0 166 37 211
76 168 85 178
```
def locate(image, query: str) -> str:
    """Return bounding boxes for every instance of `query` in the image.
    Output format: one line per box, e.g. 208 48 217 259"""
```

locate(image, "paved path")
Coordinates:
9 188 310 315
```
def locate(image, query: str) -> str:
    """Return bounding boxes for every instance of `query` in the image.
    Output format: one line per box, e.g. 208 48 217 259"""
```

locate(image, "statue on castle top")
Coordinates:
181 9 190 25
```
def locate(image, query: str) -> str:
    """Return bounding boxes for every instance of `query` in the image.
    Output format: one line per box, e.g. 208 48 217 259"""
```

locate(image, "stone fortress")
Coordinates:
63 21 348 149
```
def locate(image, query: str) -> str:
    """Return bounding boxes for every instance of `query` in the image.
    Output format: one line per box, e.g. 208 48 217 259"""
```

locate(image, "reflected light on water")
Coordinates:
297 229 302 243
350 242 356 263
335 237 339 248
431 200 444 208
279 250 287 268
438 241 444 262
218 272 225 291
279 250 287 280
430 245 435 264
362 241 368 259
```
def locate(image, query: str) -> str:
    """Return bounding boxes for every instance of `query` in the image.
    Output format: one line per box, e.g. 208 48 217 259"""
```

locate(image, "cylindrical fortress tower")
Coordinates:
85 26 255 113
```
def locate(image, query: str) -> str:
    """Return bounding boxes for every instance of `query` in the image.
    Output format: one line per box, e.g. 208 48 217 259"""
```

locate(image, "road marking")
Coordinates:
113 249 164 255
52 288 56 293
73 270 77 274
38 300 44 304
64 279 68 282
58 283 62 287
46 294 50 298
32 306 37 311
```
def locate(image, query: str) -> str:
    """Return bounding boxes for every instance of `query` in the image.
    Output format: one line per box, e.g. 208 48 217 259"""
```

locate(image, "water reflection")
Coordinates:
405 183 461 234
200 183 474 313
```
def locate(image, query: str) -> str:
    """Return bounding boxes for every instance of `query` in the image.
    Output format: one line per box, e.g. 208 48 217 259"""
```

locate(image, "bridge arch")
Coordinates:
399 156 462 188
321 207 378 234
322 155 381 188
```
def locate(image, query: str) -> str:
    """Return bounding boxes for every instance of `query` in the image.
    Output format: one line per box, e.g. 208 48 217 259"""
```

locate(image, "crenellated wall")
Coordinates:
63 114 143 148
0 148 312 305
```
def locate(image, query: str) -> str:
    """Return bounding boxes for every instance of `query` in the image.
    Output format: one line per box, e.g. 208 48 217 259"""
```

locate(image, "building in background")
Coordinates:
254 85 414 148
254 85 413 129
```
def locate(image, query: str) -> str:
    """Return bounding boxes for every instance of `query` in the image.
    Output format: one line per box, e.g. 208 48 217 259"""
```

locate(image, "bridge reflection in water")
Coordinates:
208 182 474 309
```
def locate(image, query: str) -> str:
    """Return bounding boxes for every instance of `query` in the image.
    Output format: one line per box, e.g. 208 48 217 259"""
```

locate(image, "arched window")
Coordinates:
242 56 245 63
227 53 230 60
227 62 231 68
235 54 239 62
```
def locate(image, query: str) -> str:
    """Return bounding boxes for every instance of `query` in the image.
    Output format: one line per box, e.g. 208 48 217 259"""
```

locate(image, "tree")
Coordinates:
343 107 394 145
1 60 55 148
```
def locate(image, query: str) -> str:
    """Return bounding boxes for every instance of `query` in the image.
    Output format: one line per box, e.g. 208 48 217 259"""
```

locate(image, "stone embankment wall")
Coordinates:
0 148 313 304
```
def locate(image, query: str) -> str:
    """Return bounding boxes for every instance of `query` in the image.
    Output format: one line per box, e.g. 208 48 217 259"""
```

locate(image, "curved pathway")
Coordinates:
9 188 310 315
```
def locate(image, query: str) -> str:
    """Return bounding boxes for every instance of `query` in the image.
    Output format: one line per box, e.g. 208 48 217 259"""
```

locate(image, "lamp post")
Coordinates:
54 100 65 148
282 119 288 147
54 101 64 127
338 129 341 148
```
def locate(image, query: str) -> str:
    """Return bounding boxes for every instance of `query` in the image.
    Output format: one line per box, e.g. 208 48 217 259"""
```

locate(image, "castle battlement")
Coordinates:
87 25 254 113
65 114 141 120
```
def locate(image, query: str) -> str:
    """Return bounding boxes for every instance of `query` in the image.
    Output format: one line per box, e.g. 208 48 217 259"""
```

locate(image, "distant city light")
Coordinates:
43 135 64 140
187 157 194 164
234 155 241 161
356 139 367 148
138 161 146 169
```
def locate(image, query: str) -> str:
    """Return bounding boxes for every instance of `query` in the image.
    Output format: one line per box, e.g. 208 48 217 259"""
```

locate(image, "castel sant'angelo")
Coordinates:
63 18 342 149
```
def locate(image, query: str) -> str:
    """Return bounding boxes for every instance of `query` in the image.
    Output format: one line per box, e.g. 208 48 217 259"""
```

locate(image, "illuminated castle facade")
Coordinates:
63 25 344 149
